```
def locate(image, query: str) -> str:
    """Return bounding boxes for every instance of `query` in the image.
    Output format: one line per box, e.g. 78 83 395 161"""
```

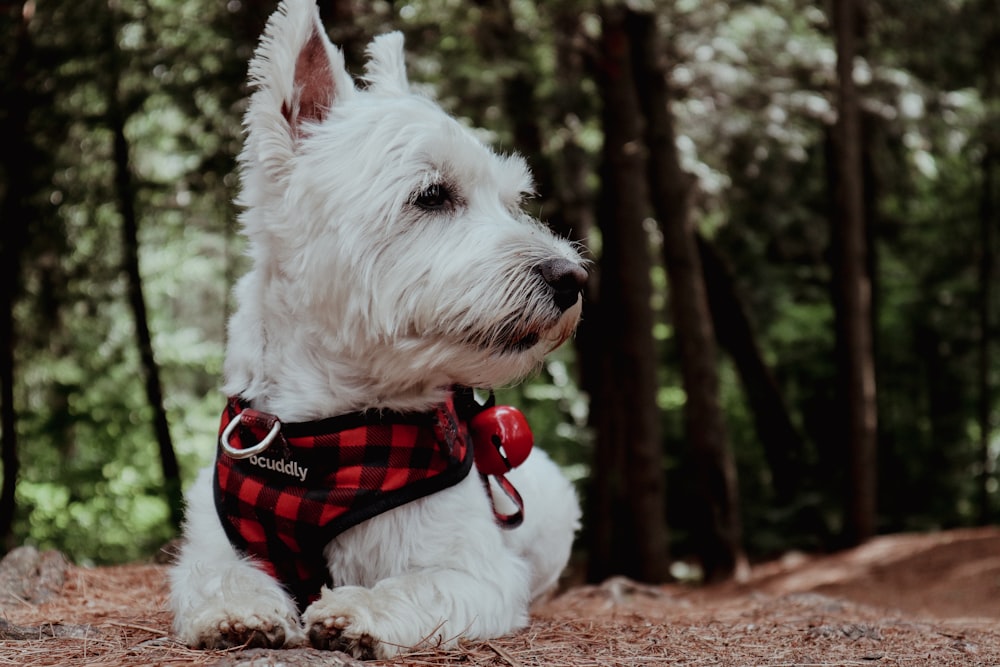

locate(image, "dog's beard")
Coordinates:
466 295 581 358
503 331 540 353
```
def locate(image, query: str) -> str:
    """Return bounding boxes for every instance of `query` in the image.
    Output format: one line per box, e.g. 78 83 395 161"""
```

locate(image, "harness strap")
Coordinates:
214 395 474 611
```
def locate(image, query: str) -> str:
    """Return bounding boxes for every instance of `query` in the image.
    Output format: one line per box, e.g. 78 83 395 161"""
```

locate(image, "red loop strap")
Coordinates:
483 474 524 528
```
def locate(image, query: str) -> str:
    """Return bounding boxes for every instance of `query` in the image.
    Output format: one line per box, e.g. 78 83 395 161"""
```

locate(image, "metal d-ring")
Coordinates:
220 412 282 459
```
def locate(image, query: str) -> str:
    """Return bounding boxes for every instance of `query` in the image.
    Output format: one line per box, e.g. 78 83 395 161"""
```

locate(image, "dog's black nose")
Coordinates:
537 258 587 311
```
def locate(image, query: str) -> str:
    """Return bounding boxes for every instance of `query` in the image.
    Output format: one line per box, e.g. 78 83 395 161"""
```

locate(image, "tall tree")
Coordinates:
976 0 998 523
586 3 671 583
697 235 806 507
319 0 364 72
831 0 878 545
0 2 34 551
547 3 601 425
628 8 746 581
106 8 183 530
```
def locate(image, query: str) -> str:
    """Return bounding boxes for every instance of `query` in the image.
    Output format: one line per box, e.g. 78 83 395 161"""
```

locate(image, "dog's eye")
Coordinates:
413 183 452 211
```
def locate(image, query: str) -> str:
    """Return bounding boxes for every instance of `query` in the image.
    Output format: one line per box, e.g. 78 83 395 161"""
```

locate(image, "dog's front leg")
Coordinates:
302 566 530 659
169 468 304 649
300 479 531 659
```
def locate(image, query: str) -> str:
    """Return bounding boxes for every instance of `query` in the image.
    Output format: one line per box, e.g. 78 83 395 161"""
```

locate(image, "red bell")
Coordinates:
469 405 533 476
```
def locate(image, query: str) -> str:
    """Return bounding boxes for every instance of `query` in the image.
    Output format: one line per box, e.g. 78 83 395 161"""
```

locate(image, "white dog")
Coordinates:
169 0 586 659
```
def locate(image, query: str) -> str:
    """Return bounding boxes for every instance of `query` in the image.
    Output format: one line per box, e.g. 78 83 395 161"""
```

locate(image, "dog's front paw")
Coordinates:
188 612 301 649
195 612 293 650
306 614 378 659
303 586 390 659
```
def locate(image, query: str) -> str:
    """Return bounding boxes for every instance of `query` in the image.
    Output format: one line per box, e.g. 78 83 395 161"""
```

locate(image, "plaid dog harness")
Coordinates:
214 394 475 610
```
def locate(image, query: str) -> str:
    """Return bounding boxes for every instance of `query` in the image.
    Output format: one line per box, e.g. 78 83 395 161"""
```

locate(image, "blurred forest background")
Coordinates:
0 0 997 586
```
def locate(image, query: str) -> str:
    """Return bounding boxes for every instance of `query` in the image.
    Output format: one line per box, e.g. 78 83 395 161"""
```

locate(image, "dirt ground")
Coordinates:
1 526 999 666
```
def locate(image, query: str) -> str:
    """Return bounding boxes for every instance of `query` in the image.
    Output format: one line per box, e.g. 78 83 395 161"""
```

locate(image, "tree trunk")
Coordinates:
547 5 599 393
831 0 878 545
697 235 806 505
977 144 995 523
627 8 746 581
0 6 33 552
0 249 19 553
977 8 998 522
319 0 364 73
106 14 183 530
586 3 670 584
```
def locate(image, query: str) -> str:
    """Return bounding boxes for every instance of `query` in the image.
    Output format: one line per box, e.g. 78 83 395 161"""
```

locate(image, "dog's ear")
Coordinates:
246 0 354 142
363 32 410 95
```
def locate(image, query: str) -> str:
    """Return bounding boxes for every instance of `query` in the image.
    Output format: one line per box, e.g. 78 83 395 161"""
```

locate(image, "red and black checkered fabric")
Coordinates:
213 395 474 611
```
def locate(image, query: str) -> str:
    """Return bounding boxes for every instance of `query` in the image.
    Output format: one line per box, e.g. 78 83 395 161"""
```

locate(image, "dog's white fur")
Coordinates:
169 0 584 659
